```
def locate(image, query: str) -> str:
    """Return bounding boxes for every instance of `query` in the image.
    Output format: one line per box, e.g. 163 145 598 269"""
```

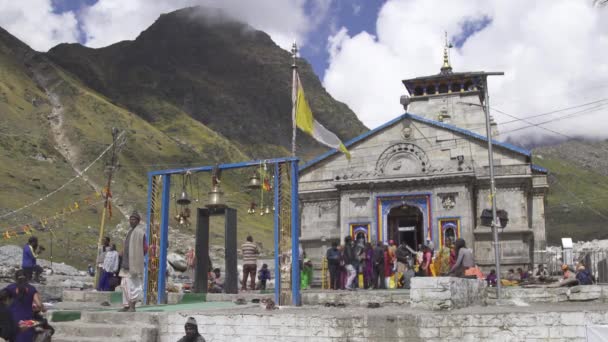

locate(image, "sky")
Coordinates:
1 0 607 142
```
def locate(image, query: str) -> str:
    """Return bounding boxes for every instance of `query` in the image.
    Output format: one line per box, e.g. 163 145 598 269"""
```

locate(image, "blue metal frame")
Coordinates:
143 174 153 302
157 174 171 304
143 156 300 306
273 162 281 304
290 160 301 306
149 157 299 176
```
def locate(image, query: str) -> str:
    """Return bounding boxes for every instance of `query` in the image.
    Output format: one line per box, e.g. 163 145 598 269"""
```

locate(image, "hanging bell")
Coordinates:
247 172 261 189
265 206 271 214
176 189 191 206
248 202 256 214
206 185 226 208
179 216 186 225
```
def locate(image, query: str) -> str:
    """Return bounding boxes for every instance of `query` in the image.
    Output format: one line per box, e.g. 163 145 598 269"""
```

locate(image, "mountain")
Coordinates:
0 7 366 269
46 7 366 160
533 139 608 244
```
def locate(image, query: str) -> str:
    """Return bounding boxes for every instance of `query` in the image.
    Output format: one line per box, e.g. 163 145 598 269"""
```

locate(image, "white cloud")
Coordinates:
323 0 608 141
80 0 319 50
0 0 79 51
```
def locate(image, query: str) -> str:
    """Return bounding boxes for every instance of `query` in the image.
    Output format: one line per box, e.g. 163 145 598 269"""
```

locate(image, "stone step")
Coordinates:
63 290 117 302
53 321 157 341
52 336 137 342
81 310 160 325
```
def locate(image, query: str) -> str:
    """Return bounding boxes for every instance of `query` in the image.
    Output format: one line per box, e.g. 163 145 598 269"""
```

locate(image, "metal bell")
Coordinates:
247 172 261 189
176 190 191 206
206 185 225 208
265 206 270 214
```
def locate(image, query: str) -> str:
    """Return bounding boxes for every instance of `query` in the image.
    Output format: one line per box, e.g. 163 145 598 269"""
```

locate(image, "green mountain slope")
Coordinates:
533 139 608 244
46 6 366 161
0 8 366 269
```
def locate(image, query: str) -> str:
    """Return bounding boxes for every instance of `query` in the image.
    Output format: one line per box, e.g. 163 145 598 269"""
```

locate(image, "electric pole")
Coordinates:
94 128 125 288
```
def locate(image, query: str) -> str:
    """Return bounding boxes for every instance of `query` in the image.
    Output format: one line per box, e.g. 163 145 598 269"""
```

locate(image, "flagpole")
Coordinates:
291 42 298 157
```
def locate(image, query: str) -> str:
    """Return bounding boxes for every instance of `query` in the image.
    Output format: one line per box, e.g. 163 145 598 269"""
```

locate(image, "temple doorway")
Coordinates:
387 205 424 251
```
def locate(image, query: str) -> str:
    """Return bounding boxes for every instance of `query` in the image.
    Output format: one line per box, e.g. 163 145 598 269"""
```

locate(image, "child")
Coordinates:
99 244 119 291
258 264 271 290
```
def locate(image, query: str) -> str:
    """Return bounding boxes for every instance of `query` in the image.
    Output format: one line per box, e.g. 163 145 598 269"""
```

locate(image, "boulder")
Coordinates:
567 285 601 301
168 252 188 272
0 245 23 267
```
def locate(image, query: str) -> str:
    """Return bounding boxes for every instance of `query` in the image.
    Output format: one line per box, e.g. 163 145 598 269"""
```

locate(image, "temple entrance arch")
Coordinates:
387 205 424 251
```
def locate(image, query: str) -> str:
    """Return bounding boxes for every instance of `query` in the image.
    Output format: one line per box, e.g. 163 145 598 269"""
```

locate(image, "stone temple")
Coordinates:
299 48 549 271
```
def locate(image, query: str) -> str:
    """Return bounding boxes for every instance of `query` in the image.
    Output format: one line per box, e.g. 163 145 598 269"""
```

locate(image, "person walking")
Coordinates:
343 236 357 290
326 241 341 290
258 264 271 290
99 244 119 291
372 241 385 289
363 243 374 289
96 237 111 290
22 236 44 283
177 317 206 342
119 211 147 312
241 235 259 291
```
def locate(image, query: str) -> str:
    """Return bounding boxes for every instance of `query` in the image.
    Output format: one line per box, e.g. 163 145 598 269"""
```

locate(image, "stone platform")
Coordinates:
60 288 411 307
49 300 608 342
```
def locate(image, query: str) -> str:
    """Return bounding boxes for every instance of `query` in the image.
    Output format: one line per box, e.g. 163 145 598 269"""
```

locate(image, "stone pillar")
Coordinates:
531 175 548 252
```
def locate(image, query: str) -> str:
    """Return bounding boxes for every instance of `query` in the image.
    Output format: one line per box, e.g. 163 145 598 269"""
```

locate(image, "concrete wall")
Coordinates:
159 307 608 342
410 277 486 310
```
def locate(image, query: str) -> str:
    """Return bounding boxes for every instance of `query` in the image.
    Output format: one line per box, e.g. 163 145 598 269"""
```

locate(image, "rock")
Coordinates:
59 279 85 289
0 245 23 267
168 252 188 272
567 285 601 301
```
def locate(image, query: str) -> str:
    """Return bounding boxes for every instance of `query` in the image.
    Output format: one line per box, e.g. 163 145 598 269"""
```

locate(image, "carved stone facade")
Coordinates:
299 66 548 270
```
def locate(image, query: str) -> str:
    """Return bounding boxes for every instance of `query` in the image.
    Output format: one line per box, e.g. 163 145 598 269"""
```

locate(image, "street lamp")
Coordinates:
457 71 505 299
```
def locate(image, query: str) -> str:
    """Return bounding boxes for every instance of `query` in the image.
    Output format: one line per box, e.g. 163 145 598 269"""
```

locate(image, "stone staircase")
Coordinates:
52 311 159 342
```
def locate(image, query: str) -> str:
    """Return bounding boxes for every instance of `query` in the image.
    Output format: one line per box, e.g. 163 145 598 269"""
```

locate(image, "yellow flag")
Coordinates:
295 73 351 159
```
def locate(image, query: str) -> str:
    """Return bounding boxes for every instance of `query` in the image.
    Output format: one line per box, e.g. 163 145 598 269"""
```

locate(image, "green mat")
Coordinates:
180 293 207 304
110 291 122 303
51 311 81 322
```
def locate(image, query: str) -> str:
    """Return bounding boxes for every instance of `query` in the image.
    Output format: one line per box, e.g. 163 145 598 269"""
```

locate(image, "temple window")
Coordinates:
451 83 461 93
438 83 449 94
426 85 436 95
414 86 424 96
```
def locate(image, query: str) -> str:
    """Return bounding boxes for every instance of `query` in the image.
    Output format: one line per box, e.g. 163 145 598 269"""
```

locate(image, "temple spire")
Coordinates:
440 31 453 74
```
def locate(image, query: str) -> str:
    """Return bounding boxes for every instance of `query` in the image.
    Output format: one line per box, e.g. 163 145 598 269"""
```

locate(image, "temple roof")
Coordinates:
300 112 532 172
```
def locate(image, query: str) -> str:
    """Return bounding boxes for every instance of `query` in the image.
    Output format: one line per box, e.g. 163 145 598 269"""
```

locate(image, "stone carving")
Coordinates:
401 120 413 140
316 200 338 218
442 195 456 210
375 143 429 176
350 197 369 208
438 193 458 210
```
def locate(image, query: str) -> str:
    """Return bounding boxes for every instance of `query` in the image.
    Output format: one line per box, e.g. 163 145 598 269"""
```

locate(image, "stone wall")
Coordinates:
410 277 486 310
487 285 608 303
159 306 608 342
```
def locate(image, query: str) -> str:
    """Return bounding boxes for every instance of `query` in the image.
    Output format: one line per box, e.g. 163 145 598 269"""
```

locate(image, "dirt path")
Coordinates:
28 56 130 219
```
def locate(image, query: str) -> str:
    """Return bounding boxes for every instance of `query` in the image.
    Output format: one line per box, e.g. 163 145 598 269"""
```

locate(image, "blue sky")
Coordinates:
7 0 605 138
300 0 385 77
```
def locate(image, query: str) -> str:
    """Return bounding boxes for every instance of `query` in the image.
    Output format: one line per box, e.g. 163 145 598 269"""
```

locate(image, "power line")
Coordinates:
0 131 126 220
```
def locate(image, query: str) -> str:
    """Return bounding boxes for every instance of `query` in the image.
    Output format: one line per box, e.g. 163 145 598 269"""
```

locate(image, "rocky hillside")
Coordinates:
46 6 365 160
0 7 366 269
533 139 608 244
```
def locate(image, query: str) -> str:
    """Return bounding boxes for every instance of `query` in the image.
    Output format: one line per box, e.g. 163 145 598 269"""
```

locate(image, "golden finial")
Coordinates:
441 31 453 74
